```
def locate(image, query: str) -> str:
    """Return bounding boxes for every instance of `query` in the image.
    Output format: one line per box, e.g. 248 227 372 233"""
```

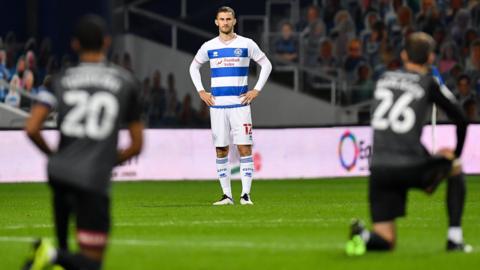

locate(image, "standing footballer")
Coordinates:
23 15 143 270
346 32 471 255
189 6 272 205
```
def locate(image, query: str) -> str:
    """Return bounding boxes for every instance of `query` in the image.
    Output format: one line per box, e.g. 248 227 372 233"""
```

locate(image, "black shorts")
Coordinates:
369 156 452 223
50 181 111 234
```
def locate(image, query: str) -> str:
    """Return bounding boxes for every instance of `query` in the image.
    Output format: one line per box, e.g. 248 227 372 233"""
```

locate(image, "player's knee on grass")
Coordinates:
373 222 396 250
77 230 108 261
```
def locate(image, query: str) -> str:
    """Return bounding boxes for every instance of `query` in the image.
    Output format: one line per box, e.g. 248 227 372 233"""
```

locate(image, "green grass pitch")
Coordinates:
1 177 479 269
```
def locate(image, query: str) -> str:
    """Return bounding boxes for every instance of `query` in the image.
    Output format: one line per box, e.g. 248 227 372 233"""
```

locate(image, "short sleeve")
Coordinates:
36 75 58 109
247 39 266 62
125 78 143 123
194 43 209 64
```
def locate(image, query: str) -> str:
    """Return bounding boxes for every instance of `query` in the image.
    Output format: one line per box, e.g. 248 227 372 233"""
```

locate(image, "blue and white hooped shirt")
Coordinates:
193 34 266 108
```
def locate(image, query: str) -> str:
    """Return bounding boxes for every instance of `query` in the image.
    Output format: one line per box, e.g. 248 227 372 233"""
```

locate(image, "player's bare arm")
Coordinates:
198 90 215 106
117 121 144 165
25 104 53 155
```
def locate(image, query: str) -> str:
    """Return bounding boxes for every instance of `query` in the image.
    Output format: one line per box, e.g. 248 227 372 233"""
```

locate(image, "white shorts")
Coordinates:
210 105 253 147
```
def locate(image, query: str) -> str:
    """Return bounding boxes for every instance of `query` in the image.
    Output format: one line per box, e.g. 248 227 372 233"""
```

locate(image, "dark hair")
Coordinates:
216 6 235 18
405 32 436 64
457 74 471 84
74 14 108 51
471 39 480 49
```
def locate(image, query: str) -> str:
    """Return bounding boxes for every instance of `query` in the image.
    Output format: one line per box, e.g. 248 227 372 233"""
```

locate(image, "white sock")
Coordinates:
361 230 371 242
448 227 463 243
240 155 254 196
216 157 232 198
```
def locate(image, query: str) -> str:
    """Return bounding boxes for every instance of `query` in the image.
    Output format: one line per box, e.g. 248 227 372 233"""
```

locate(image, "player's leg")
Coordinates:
211 108 234 205
54 189 110 270
231 106 254 205
51 182 73 251
414 152 471 252
26 186 107 270
426 150 470 251
346 167 402 255
237 144 254 205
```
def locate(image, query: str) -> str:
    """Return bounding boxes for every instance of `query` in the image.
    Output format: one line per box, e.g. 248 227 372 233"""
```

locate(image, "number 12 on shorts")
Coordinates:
243 123 252 135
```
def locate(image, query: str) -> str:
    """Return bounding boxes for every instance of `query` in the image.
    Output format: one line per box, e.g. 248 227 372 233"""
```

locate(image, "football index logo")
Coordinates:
338 130 371 172
234 48 243 57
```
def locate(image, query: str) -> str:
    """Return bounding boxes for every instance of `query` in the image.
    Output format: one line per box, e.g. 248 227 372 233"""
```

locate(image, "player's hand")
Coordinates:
241 89 260 105
198 90 215 106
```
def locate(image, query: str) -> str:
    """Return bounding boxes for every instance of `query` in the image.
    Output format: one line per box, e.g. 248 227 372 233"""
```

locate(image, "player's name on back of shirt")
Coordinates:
378 72 425 97
62 65 122 93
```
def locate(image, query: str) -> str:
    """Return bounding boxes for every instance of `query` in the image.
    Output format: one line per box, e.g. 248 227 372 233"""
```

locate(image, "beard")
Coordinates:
219 25 233 34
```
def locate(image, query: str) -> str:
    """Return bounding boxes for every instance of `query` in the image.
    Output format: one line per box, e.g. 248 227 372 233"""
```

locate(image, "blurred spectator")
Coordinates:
12 56 26 83
0 50 10 98
331 10 356 61
23 69 37 95
5 75 21 108
148 70 167 126
24 38 37 54
122 52 133 72
25 50 38 85
274 22 298 63
438 42 460 74
360 11 381 42
343 39 367 80
373 44 400 80
178 93 197 127
363 21 387 67
415 0 442 34
322 0 342 30
352 63 374 103
450 9 471 46
466 39 480 95
19 70 35 109
470 0 480 27
455 74 475 104
300 6 326 66
164 73 180 126
463 98 478 121
465 39 480 72
432 27 447 54
446 0 465 25
388 5 413 50
461 28 478 57
316 38 338 75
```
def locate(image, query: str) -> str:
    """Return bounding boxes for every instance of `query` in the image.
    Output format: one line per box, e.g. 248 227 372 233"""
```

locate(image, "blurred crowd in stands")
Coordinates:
2 0 480 126
0 31 209 128
273 0 480 121
111 52 210 128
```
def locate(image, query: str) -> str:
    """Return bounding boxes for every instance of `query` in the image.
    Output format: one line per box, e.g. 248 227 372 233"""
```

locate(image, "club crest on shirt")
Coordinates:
234 48 243 57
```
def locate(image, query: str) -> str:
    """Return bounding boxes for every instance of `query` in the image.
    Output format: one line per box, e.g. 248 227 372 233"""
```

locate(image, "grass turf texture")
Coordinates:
0 178 479 270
